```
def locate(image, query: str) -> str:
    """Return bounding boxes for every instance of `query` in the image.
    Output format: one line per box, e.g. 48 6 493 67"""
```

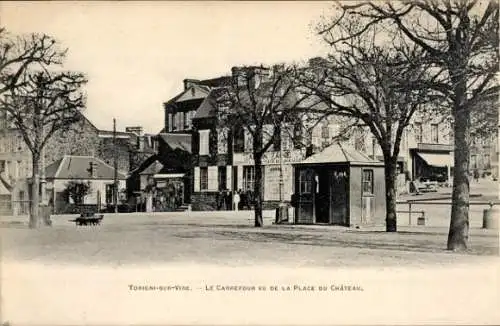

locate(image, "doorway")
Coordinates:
329 169 348 225
315 169 330 223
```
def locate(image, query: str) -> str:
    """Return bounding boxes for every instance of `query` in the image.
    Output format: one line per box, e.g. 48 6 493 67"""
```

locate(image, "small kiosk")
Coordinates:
292 143 386 227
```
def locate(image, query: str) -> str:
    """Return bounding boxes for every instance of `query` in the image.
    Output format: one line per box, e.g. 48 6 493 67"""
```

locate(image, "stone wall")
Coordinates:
45 121 99 166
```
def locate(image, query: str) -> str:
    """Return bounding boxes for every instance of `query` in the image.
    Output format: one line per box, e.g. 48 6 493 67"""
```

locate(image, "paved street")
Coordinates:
2 209 498 269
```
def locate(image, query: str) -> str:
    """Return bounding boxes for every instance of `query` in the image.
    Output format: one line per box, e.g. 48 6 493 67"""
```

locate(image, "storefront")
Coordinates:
411 149 453 182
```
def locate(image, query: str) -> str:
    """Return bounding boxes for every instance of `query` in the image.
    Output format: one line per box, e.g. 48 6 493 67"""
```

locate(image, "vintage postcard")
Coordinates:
1 1 499 325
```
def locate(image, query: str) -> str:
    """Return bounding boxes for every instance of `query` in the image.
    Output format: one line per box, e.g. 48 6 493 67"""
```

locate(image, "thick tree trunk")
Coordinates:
384 157 398 232
29 156 40 229
447 82 470 251
254 156 264 227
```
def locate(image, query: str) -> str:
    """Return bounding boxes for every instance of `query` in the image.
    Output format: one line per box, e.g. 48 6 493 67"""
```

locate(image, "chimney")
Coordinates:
183 79 200 91
125 126 143 136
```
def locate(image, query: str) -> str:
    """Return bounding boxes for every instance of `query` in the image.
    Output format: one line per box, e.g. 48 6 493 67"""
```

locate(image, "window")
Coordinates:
233 128 245 153
362 169 374 195
293 123 303 149
272 130 281 152
105 184 114 204
282 131 291 151
218 166 227 190
0 160 5 172
265 166 281 200
431 124 439 143
199 129 210 156
471 155 477 169
299 169 314 194
217 128 228 154
243 166 255 191
200 167 208 191
484 154 491 169
185 111 193 129
244 130 253 152
178 112 184 130
168 113 173 132
414 122 422 143
321 125 329 139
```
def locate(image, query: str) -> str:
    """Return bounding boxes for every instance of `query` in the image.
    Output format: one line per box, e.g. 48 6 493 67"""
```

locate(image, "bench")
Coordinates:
70 214 104 226
69 206 104 226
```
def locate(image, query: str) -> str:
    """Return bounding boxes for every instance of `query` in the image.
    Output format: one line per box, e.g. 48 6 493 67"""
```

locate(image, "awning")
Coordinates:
416 153 453 167
153 173 185 179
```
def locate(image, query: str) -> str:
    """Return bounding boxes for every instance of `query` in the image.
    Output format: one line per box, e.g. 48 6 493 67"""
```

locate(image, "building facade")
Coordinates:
0 112 137 215
161 67 336 210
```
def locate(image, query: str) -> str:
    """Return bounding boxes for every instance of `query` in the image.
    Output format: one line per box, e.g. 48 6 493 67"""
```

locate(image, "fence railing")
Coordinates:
397 197 500 225
0 200 31 216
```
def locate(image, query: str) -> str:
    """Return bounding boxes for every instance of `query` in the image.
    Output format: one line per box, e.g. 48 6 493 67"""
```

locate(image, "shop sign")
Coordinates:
233 149 305 165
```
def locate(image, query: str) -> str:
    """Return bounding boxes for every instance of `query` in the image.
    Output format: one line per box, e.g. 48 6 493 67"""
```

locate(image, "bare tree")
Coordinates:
302 19 438 231
217 65 324 227
1 70 87 228
318 0 499 250
0 28 66 95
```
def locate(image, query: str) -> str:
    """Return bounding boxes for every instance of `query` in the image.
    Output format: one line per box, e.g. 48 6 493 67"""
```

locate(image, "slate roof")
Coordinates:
298 143 383 166
139 159 164 175
0 173 11 195
193 90 219 120
45 156 127 180
164 84 211 107
158 133 192 153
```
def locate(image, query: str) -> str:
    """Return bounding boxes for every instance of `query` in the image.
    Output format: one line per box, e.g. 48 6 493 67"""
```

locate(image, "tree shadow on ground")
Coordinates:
174 229 498 256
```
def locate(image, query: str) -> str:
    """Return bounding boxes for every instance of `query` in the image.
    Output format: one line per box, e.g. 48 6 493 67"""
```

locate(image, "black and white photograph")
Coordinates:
1 1 499 325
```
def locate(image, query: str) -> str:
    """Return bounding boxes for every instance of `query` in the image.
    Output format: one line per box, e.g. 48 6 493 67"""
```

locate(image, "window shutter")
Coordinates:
226 166 232 191
208 166 218 191
194 167 200 192
199 130 210 155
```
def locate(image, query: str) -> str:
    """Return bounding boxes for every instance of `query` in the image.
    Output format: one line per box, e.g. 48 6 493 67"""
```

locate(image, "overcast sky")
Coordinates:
2 1 332 133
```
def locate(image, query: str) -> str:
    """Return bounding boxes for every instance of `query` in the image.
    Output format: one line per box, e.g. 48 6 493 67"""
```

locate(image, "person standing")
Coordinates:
225 189 232 211
216 189 223 211
233 190 240 212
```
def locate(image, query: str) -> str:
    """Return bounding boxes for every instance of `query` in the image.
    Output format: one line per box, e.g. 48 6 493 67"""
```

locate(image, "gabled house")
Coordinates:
45 155 127 214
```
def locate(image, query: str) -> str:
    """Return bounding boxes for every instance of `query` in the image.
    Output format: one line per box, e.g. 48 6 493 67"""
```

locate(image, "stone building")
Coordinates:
161 66 335 211
0 112 139 215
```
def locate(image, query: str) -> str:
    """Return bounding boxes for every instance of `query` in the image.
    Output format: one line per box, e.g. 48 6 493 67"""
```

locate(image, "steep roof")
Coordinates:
164 84 211 107
0 173 12 195
45 155 127 180
158 133 192 153
193 90 219 120
198 76 233 88
139 159 164 175
298 143 383 166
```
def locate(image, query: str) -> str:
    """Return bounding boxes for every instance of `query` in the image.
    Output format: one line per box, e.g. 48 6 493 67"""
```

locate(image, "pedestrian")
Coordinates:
224 189 233 211
233 190 240 212
246 190 253 210
216 189 224 211
474 169 480 183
